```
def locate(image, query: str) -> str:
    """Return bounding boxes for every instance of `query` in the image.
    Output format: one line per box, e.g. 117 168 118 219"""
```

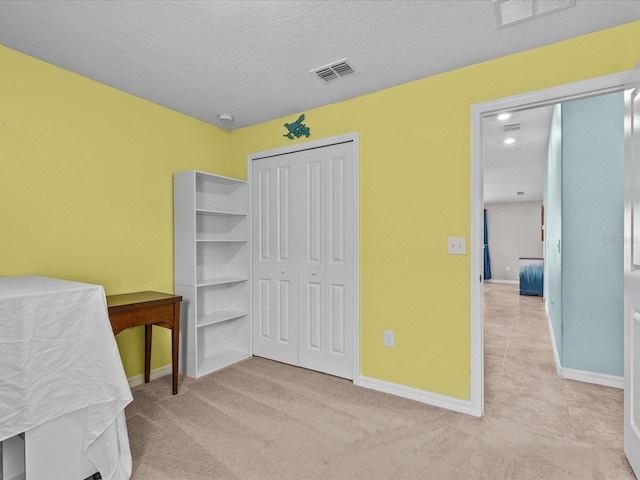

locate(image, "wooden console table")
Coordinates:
106 291 182 395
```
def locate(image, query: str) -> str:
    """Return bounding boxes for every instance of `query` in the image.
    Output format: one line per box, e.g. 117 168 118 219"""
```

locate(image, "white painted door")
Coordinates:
252 155 299 365
625 83 640 477
251 140 356 379
298 144 356 379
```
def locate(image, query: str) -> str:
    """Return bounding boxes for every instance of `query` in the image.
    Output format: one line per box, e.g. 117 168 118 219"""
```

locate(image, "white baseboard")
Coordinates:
127 364 173 388
545 310 623 389
484 279 519 285
357 376 471 415
546 312 563 377
561 368 624 389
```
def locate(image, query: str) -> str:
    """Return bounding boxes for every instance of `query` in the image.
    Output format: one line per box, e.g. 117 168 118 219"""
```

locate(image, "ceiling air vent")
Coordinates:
493 0 575 29
503 123 523 133
310 58 357 83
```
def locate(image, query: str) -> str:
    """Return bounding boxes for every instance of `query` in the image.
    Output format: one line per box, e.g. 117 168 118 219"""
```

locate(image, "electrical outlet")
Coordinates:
506 266 510 272
384 330 394 347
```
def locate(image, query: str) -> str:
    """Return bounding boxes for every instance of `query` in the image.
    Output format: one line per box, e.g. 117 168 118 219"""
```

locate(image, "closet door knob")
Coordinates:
281 269 285 274
312 270 317 276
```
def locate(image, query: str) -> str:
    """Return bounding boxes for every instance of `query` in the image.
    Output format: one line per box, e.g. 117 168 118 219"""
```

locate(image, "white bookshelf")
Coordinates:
174 170 250 378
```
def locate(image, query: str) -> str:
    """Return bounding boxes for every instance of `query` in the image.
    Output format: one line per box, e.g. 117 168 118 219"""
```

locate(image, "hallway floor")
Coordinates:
483 282 628 464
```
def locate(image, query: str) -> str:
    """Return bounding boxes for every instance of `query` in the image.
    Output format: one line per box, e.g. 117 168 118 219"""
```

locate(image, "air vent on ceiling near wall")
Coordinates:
310 58 358 83
493 0 576 29
503 122 523 133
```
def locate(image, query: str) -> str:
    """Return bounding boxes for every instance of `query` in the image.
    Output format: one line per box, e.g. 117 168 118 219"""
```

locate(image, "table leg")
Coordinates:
172 304 180 395
144 324 152 384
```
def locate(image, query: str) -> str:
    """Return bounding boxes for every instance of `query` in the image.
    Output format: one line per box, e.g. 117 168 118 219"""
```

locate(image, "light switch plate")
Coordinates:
448 237 467 255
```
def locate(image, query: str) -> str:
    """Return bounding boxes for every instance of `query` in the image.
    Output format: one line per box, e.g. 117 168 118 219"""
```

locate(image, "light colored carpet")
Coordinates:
125 284 634 479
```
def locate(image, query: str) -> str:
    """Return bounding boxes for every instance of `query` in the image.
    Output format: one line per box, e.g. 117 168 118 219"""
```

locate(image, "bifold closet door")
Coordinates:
252 155 299 365
251 141 355 380
297 144 355 379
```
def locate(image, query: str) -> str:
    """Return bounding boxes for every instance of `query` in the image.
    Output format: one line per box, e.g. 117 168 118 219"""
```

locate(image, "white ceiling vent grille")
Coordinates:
310 59 357 83
503 123 523 133
493 0 575 28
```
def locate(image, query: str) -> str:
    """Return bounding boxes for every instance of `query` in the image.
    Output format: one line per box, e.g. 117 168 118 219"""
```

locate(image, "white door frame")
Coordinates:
470 69 637 417
247 132 360 383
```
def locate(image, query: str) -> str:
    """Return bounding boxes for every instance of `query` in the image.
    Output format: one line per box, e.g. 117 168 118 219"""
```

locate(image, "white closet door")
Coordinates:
298 144 355 379
251 156 299 365
251 140 356 380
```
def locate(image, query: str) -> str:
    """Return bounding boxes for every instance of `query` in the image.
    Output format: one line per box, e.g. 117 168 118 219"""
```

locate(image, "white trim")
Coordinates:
248 133 359 161
358 376 472 414
484 279 519 285
546 310 563 377
247 133 361 383
561 368 624 389
470 91 484 417
470 69 635 417
127 364 173 388
546 299 623 388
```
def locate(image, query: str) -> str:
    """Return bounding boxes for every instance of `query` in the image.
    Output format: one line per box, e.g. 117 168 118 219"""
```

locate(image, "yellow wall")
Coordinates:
3 21 640 398
0 45 233 377
228 21 640 400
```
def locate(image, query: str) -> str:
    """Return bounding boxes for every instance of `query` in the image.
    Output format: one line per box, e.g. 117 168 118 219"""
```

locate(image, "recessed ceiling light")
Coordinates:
497 113 511 121
503 138 515 144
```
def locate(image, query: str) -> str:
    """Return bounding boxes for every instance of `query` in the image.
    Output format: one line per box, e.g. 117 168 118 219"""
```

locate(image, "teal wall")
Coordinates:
561 92 624 376
545 92 624 377
544 104 563 362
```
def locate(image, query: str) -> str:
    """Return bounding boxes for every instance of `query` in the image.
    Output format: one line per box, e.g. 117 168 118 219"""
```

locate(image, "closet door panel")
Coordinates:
257 278 271 339
328 283 345 355
324 148 355 378
299 144 355 379
299 150 326 363
275 166 294 345
257 168 271 263
306 159 323 264
306 281 322 350
252 158 299 364
277 279 291 343
254 170 272 343
328 156 346 265
277 166 291 263
326 153 354 367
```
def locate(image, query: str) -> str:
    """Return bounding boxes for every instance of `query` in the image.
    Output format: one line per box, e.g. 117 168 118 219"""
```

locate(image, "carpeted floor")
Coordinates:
125 283 634 479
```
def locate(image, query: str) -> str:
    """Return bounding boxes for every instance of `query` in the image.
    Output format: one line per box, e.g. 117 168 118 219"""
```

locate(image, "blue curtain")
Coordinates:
484 209 492 281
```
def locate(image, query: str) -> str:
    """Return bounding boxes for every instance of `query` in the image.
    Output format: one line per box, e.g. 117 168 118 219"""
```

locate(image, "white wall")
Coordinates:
485 201 543 282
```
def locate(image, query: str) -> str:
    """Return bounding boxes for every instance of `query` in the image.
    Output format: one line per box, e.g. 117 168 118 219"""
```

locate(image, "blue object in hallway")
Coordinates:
519 257 543 296
483 209 491 280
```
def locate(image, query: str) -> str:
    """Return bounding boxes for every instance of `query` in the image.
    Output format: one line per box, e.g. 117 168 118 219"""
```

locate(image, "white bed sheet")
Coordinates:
0 276 133 480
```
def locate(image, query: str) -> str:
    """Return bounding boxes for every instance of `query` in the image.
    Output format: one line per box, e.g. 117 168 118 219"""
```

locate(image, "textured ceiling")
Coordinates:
1 0 639 130
1 0 639 203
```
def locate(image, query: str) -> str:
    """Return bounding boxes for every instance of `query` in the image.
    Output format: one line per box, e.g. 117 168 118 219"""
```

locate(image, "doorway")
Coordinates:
470 70 635 417
478 88 632 470
248 133 360 381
